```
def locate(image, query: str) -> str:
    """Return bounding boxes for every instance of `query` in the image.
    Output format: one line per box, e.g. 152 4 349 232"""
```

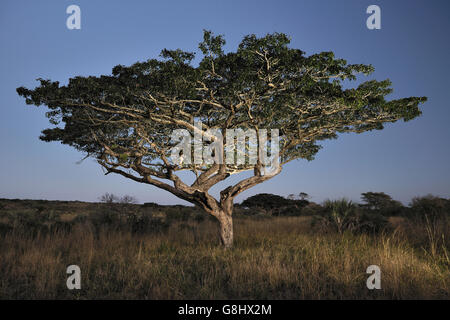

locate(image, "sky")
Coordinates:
0 0 449 205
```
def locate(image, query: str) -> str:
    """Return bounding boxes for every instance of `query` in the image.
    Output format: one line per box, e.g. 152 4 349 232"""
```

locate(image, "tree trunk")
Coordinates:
218 211 233 249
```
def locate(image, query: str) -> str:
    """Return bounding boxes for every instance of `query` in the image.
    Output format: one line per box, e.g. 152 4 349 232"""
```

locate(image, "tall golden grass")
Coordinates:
0 216 448 299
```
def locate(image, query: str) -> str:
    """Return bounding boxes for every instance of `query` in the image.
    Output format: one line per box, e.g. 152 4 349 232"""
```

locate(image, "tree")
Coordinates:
360 192 403 215
298 192 310 201
242 193 290 210
17 30 426 248
409 194 450 220
99 193 119 204
120 195 138 204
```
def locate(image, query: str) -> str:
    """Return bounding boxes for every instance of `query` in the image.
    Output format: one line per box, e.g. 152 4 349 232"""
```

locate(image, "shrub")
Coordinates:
120 195 138 204
143 202 159 208
89 210 122 233
409 195 450 221
355 211 390 234
165 207 190 222
312 198 389 234
242 193 310 216
8 211 51 236
242 193 290 210
126 212 169 234
278 206 303 216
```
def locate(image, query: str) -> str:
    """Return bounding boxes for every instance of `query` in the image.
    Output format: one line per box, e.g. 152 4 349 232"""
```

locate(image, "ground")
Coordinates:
0 199 448 299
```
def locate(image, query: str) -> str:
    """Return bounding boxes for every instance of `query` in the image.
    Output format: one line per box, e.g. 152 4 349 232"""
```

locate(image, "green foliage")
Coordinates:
241 193 310 216
14 31 428 221
165 207 190 222
16 30 427 171
360 192 404 216
242 193 291 209
142 202 159 208
278 206 304 216
300 202 325 216
312 198 389 234
126 212 170 234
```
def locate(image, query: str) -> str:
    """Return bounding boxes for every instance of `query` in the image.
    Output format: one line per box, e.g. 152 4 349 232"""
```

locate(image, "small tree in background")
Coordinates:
409 194 450 221
299 192 310 201
99 193 119 204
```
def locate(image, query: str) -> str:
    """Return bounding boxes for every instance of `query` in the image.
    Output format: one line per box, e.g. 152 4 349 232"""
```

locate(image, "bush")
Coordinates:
301 202 324 216
89 210 122 232
241 193 310 216
165 207 190 222
360 192 404 216
312 198 389 234
7 211 52 236
354 211 390 234
408 195 450 221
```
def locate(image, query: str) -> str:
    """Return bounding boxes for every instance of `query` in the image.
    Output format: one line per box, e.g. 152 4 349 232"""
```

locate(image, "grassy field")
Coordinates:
0 199 448 299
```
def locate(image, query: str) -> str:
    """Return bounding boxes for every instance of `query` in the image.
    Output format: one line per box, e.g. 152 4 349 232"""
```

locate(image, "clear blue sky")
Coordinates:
1 0 449 205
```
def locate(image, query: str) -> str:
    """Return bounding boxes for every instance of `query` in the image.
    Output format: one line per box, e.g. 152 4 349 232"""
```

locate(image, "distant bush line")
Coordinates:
0 191 448 237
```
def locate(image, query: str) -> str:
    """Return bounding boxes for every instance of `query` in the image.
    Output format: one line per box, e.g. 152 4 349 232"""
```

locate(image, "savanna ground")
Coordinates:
0 198 448 299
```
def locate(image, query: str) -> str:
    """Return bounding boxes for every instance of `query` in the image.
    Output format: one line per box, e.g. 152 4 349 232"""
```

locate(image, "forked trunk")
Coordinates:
217 211 233 249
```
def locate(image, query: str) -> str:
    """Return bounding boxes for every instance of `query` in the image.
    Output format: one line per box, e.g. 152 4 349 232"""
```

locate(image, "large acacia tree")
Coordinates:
17 31 426 248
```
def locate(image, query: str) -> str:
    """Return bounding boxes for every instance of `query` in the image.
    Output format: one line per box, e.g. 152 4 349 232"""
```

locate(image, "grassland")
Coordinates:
0 199 448 299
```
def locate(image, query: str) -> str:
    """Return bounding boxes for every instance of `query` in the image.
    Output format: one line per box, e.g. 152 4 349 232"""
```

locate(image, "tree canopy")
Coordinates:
360 192 402 210
16 30 427 247
242 193 292 209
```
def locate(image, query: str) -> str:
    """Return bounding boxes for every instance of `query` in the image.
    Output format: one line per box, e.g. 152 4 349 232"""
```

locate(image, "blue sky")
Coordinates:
0 0 449 205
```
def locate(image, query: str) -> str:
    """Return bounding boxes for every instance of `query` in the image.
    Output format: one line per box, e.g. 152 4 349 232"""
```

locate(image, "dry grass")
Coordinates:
0 216 448 299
